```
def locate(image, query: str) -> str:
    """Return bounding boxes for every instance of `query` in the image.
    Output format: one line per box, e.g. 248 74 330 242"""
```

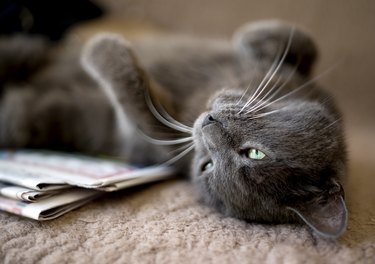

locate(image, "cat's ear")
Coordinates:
287 195 348 238
233 20 318 76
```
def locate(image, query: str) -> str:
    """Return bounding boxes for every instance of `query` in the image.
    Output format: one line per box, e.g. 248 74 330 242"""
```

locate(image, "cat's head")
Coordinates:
192 89 347 238
191 21 347 238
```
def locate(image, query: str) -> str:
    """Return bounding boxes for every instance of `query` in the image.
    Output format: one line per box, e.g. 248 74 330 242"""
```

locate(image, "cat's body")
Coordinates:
0 21 347 237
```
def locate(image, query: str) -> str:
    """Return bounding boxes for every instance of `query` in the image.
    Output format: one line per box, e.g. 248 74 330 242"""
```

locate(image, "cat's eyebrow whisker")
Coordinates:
244 74 283 113
238 46 283 114
236 56 265 106
249 108 284 120
245 64 298 114
161 144 195 166
145 91 193 134
236 77 255 106
251 61 341 115
239 27 295 114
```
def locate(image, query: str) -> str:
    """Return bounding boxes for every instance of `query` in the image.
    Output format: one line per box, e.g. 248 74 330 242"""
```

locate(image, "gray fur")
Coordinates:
0 20 347 237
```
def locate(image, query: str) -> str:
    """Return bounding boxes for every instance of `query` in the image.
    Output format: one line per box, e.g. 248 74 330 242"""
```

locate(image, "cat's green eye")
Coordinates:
247 148 266 160
202 161 213 172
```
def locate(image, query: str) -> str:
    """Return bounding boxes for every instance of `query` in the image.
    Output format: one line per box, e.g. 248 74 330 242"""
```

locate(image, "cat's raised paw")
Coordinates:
233 20 317 76
81 33 137 82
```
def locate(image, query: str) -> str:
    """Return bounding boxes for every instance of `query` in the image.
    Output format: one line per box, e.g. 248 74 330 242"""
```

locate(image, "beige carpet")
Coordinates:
1 127 374 263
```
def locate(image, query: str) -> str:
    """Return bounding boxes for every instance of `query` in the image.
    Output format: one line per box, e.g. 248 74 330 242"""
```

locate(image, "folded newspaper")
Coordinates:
0 150 175 220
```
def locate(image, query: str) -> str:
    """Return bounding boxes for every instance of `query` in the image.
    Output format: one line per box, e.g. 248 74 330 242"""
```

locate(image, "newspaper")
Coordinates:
0 150 175 220
0 182 59 202
0 150 175 191
0 189 100 220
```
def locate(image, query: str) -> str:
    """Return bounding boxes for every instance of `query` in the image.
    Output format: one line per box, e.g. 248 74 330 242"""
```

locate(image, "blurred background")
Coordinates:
1 0 374 209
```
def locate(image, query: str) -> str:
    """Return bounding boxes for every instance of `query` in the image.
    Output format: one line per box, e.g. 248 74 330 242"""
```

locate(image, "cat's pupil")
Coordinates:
247 148 266 160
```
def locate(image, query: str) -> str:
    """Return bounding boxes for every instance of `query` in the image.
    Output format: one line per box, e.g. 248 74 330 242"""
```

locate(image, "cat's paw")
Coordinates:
233 20 317 76
81 33 137 82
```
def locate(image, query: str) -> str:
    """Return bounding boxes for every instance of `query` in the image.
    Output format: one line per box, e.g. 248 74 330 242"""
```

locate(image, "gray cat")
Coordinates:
0 20 347 238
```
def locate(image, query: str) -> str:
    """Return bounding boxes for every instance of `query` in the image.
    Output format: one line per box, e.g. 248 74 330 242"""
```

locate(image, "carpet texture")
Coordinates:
1 127 375 263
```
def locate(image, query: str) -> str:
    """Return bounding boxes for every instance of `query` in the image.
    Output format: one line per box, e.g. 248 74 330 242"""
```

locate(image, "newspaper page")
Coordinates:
0 150 175 191
0 189 100 220
0 161 68 191
0 182 60 202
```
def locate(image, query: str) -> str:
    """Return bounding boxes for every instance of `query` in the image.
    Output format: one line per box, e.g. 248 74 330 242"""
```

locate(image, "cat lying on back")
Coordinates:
0 20 347 238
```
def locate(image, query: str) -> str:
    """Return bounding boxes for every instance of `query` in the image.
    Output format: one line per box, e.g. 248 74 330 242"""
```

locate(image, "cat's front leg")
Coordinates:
81 34 172 163
82 34 170 135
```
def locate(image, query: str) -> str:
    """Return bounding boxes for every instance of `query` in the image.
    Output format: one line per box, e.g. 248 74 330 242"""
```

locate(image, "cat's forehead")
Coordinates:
208 89 248 109
207 89 285 119
209 89 327 121
200 97 338 152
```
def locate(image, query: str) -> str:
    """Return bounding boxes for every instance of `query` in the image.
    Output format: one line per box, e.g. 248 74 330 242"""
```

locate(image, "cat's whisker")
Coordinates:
241 27 295 114
249 108 284 120
136 128 193 146
252 61 341 115
236 56 266 106
167 142 195 156
156 103 194 132
161 144 195 166
244 74 283 113
145 91 193 134
245 64 298 114
238 46 283 114
236 73 258 106
144 136 193 146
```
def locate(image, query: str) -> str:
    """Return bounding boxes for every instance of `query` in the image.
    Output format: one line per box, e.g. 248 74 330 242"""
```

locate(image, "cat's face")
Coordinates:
192 89 347 237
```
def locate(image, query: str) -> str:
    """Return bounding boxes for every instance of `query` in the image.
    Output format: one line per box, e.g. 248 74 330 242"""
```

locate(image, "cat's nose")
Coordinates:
202 114 219 128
